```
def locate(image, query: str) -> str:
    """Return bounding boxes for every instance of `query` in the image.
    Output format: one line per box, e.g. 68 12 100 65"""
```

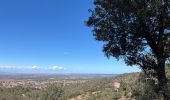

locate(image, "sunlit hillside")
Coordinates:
0 65 169 100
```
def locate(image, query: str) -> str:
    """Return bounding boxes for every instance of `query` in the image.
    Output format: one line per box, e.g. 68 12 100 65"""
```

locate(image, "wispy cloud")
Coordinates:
0 65 66 71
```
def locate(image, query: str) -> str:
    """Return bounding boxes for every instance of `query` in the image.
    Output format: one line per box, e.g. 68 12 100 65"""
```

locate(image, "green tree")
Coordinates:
87 0 170 99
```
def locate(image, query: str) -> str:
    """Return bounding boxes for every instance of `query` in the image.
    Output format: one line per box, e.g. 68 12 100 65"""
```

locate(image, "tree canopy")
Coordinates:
87 0 170 99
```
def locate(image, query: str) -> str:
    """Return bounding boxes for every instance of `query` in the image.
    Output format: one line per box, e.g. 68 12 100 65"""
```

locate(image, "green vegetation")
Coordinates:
86 0 170 99
0 65 169 100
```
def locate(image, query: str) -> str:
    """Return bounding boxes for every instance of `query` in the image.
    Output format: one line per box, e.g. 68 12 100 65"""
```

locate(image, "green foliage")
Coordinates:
86 0 169 67
0 77 125 100
0 70 169 100
0 86 29 95
132 81 161 100
0 86 32 100
132 70 170 100
87 0 170 98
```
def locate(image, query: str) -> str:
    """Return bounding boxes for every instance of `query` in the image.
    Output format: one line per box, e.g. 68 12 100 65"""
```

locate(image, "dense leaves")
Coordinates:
87 0 170 99
87 0 170 61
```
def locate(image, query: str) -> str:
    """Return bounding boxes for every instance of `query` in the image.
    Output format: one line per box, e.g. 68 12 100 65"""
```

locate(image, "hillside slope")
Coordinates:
0 65 169 100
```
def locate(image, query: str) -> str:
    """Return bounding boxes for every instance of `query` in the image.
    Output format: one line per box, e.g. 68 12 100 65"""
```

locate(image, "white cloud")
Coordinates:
0 65 66 71
52 66 64 70
31 65 40 70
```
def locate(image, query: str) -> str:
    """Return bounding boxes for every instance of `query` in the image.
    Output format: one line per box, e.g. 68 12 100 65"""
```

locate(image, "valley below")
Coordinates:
0 69 169 100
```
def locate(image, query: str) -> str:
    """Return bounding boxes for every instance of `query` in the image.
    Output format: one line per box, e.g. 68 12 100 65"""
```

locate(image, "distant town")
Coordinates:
0 74 116 89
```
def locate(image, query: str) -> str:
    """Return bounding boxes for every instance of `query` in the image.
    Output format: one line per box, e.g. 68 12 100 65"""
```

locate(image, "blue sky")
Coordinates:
0 0 140 74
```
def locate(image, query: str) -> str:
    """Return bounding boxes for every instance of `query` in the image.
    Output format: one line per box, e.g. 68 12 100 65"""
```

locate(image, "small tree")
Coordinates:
87 0 170 99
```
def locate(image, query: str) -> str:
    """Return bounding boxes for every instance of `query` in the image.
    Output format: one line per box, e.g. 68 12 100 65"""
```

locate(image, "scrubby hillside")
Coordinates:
0 73 139 100
0 65 169 100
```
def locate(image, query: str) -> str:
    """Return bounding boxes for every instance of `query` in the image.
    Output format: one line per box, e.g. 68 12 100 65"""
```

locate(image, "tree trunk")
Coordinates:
156 59 168 100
